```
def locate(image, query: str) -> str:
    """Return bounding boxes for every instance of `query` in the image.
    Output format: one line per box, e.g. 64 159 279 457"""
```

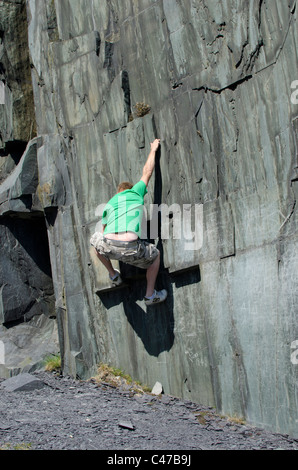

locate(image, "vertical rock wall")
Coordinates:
0 0 58 377
12 0 298 436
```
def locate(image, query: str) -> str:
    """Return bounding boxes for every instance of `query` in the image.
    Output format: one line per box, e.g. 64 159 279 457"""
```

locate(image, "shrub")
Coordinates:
134 102 151 118
44 353 61 372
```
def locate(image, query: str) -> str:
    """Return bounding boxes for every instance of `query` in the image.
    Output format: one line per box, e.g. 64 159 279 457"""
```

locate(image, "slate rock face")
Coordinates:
0 0 297 438
0 2 57 375
0 0 36 177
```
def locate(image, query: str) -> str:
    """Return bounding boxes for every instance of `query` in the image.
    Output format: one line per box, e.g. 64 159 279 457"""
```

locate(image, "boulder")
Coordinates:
1 373 45 392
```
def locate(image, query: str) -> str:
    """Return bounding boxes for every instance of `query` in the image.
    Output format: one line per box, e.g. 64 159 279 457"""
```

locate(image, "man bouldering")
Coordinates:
90 138 167 306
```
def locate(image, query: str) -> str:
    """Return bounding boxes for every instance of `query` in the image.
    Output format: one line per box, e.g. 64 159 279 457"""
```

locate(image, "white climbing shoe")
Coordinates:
109 269 123 287
144 289 168 306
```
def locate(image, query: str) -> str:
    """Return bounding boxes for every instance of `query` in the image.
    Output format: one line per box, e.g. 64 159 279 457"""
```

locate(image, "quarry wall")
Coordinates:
0 0 297 437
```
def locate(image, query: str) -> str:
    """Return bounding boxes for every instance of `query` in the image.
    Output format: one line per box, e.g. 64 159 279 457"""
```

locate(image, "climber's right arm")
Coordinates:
141 139 160 187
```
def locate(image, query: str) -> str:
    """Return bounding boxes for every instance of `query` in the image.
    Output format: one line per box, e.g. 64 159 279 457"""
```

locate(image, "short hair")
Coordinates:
117 181 133 193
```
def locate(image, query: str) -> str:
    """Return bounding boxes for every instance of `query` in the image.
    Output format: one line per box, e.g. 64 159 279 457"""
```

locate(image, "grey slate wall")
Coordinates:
3 0 297 436
0 0 58 376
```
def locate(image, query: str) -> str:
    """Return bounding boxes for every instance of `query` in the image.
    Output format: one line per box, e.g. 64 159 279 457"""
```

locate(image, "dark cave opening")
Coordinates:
0 213 55 325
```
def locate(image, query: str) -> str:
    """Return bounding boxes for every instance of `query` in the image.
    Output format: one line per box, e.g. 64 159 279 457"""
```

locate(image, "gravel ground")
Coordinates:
0 371 297 452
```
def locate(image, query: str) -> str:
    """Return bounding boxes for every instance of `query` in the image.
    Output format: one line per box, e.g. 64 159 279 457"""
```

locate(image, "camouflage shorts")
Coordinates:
90 232 159 269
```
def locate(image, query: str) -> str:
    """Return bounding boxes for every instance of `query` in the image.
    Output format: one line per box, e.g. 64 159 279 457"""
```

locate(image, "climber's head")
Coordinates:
117 182 133 193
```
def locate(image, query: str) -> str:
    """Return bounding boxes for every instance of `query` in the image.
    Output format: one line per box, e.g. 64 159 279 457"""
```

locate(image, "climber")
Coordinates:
90 138 167 306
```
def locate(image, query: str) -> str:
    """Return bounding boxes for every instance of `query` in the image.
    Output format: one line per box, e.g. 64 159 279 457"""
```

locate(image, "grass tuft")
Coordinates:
44 353 61 372
92 363 151 394
0 442 32 450
134 102 151 118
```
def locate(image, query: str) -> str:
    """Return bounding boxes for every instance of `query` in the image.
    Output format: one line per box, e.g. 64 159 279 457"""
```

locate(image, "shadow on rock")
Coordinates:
99 270 174 357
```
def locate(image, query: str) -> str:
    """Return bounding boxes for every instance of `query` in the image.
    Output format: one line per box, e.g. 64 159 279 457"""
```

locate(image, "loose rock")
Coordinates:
151 381 163 395
1 373 46 392
118 420 135 431
0 371 297 451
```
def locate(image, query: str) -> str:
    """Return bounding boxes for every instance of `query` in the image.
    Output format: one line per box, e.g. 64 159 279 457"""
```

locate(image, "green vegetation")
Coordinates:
194 409 246 426
0 442 32 450
93 363 151 393
134 102 151 118
44 353 61 372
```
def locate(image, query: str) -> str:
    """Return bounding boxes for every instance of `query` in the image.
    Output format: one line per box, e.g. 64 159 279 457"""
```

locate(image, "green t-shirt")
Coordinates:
102 181 147 237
